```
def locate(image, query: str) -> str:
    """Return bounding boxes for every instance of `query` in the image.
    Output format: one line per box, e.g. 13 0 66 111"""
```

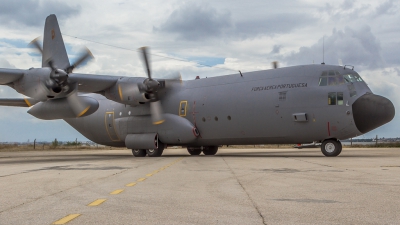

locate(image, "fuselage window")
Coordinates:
328 92 337 105
337 92 344 105
328 92 344 105
279 91 287 101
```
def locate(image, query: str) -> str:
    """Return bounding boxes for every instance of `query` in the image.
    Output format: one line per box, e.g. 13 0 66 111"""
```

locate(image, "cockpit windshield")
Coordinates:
318 70 363 86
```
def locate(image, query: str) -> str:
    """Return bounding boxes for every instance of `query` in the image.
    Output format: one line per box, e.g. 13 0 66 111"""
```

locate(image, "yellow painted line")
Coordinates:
24 98 32 107
137 178 146 182
88 199 106 206
118 85 123 100
77 106 90 117
153 120 165 125
146 173 153 177
152 170 159 173
110 189 124 195
126 182 137 187
53 214 81 224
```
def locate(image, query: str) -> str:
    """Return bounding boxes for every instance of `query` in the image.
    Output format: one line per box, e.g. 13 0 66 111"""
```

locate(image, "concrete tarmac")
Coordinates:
0 147 399 224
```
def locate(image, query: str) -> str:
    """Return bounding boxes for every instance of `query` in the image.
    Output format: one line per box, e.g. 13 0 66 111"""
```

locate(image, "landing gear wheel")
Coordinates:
146 142 165 157
132 149 147 157
202 146 218 155
321 139 342 157
187 147 201 155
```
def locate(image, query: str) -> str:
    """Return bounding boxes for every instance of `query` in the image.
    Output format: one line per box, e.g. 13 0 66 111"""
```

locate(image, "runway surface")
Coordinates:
0 147 399 224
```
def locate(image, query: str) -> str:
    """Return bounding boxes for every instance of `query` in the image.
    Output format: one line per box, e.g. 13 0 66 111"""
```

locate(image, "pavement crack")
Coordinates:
286 157 376 175
221 157 267 225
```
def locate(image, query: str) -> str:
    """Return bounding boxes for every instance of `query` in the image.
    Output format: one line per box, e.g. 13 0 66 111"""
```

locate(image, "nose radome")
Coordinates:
352 93 395 134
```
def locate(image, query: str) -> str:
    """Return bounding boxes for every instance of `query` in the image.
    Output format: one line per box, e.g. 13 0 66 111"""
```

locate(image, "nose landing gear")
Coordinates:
321 139 342 157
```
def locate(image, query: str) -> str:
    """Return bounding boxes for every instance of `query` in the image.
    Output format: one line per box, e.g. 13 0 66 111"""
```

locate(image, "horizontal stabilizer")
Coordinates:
0 98 39 107
0 69 25 85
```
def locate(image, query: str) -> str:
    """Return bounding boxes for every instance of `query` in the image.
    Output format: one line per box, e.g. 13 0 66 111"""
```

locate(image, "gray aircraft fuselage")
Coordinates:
65 64 385 148
0 14 395 157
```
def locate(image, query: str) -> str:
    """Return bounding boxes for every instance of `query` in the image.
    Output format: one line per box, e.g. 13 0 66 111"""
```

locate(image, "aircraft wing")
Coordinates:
68 73 120 93
0 98 40 107
0 68 25 84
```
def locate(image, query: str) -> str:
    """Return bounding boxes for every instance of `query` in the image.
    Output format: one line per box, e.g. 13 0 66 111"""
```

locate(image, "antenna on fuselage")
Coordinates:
272 61 278 69
321 36 325 65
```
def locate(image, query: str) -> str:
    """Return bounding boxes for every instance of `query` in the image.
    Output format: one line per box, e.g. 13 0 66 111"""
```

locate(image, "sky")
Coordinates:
0 0 399 142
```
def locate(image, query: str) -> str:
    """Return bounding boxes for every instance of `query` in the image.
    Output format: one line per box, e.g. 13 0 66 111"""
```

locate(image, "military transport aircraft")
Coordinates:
0 15 395 157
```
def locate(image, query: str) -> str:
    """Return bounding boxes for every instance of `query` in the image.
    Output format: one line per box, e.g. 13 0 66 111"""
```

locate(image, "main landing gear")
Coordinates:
187 146 219 156
321 139 342 157
131 142 165 157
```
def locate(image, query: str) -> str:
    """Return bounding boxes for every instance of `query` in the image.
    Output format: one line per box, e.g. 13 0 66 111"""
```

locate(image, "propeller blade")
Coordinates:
139 46 152 79
150 101 165 125
165 72 182 85
67 93 90 117
28 37 43 55
65 47 94 73
159 72 182 81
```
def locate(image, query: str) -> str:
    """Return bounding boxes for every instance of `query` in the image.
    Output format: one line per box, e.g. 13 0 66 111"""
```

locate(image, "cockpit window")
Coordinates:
319 71 363 86
319 77 327 86
328 77 337 86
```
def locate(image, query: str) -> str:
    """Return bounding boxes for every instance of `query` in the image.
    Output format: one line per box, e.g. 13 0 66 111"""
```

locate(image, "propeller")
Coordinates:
29 37 94 94
67 92 91 117
65 47 93 74
138 47 165 125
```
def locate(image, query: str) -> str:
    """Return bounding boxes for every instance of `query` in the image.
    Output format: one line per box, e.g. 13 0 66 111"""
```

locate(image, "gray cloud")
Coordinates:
282 26 384 69
0 0 81 27
234 13 315 39
270 45 282 54
375 0 398 17
341 0 355 9
156 3 232 41
157 2 315 41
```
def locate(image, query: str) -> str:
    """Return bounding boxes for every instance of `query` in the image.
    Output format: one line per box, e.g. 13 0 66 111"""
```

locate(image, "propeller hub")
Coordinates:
51 69 68 79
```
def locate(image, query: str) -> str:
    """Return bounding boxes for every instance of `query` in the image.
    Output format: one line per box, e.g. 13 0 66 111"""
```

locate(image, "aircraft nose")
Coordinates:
352 93 395 134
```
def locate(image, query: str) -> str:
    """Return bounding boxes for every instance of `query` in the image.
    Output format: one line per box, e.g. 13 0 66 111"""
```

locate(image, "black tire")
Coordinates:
146 142 165 157
132 149 146 157
321 139 342 157
202 146 218 155
187 147 201 155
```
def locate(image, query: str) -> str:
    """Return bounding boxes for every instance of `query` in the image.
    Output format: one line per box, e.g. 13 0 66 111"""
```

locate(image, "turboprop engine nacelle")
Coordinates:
28 96 99 120
104 77 151 106
13 68 63 101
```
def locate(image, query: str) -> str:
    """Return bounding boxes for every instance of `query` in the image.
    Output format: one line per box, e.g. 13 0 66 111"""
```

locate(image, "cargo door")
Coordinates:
105 112 120 141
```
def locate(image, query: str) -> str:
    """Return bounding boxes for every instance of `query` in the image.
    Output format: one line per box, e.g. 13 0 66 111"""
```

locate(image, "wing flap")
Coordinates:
0 98 39 107
0 69 25 84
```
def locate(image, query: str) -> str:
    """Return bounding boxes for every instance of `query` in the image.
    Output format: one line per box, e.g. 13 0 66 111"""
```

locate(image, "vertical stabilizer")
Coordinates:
42 14 70 70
